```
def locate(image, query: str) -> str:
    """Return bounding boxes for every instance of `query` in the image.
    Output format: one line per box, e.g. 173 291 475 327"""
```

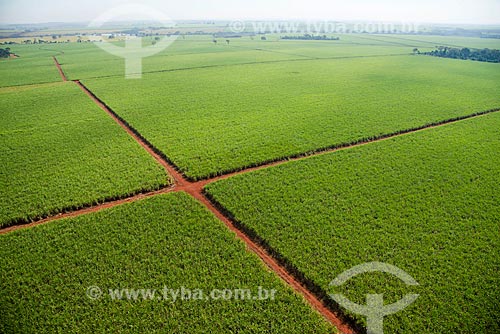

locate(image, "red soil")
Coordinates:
0 187 174 235
53 56 67 81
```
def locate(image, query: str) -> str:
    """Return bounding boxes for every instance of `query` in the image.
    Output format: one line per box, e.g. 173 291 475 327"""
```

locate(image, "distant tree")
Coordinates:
261 36 267 41
461 48 471 59
413 48 419 54
52 35 57 40
0 48 11 58
213 39 218 45
226 39 230 45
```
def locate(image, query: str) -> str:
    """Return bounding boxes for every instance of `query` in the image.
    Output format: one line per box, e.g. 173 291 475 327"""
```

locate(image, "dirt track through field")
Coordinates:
1 188 174 235
75 80 185 185
3 57 500 333
53 56 67 81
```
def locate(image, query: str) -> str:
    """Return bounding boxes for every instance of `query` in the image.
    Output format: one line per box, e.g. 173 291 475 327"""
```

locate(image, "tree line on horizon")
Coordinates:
419 46 500 63
281 34 340 41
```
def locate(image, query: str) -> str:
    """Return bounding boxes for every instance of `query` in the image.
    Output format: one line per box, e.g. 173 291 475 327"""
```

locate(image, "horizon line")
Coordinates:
2 19 500 27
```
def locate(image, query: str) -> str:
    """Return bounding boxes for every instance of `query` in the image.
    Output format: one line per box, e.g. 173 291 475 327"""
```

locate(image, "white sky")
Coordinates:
1 0 499 25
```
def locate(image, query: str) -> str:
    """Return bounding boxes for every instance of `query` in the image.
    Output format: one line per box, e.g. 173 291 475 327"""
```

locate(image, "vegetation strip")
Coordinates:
0 56 62 87
0 82 170 228
422 46 500 63
197 106 500 183
227 43 319 60
71 53 410 81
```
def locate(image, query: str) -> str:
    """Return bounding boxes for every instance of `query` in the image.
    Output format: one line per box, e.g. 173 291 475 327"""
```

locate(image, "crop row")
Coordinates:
0 56 61 87
0 82 169 227
205 111 500 333
0 193 334 333
56 35 415 80
82 55 500 180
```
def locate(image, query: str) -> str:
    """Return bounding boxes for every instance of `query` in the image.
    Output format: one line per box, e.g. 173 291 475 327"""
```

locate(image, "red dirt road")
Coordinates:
53 56 67 81
1 187 174 235
75 80 185 186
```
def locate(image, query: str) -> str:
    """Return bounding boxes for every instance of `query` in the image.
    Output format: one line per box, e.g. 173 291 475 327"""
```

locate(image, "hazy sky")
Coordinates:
1 0 499 25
